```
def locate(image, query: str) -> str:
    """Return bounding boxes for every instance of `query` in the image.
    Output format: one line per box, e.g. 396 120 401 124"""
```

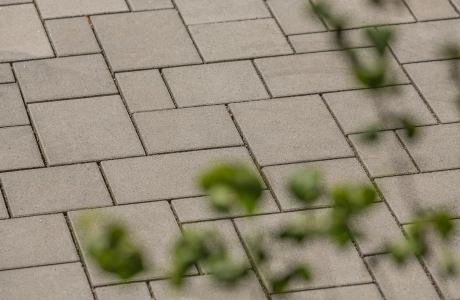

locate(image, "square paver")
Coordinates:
255 49 409 97
397 123 460 172
95 283 152 300
0 163 112 217
163 61 268 107
376 170 460 223
176 0 270 25
0 64 14 83
92 10 201 72
0 84 29 127
267 0 326 35
0 193 8 219
0 126 43 171
14 54 117 103
45 17 100 57
236 211 372 292
69 201 187 285
35 0 128 19
189 19 293 62
0 263 93 300
405 0 458 21
127 0 173 11
133 106 243 154
101 147 260 204
115 70 174 113
349 131 417 177
272 284 382 300
0 4 54 63
150 272 267 300
230 96 353 166
29 95 144 165
0 214 78 270
263 158 371 210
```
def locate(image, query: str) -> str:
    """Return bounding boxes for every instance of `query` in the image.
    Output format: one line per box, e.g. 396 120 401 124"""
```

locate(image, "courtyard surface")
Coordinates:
1 0 460 299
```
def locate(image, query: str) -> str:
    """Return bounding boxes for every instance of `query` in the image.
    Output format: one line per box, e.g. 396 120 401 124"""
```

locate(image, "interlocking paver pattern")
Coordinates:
0 84 29 127
0 64 14 83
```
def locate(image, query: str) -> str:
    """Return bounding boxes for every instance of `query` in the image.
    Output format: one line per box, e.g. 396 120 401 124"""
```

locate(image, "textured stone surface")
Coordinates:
127 0 173 11
95 283 152 300
0 193 8 219
0 64 14 83
0 0 32 4
0 126 43 171
405 0 458 21
35 0 128 19
272 284 383 300
0 84 29 127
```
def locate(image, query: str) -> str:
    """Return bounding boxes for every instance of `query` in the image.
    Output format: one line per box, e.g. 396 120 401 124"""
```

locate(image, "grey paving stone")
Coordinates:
376 170 460 223
101 147 259 204
95 283 152 300
35 0 128 19
69 201 187 285
271 284 382 300
366 255 439 300
189 19 293 62
349 131 417 177
184 220 250 273
398 123 460 172
128 0 173 11
255 49 409 97
448 0 460 13
14 54 117 103
0 84 29 127
236 211 372 292
115 69 174 113
0 214 78 270
0 126 43 172
92 10 201 72
150 271 267 300
263 158 371 210
172 191 279 223
0 64 14 83
0 0 32 4
267 0 326 35
45 17 100 57
133 106 243 154
405 0 458 21
0 4 53 63
324 85 436 134
389 19 460 63
29 95 144 165
176 0 270 25
0 193 7 220
1 163 112 217
0 263 93 300
405 60 460 123
163 61 268 107
230 96 352 166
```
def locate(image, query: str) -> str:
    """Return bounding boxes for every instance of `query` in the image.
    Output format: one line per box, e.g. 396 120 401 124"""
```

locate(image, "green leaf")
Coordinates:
271 267 311 293
354 63 386 89
365 28 392 56
431 211 454 239
399 117 417 139
289 170 322 204
360 124 381 142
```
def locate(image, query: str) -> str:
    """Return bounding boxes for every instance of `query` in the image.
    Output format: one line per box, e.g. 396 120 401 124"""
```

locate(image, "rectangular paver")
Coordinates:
405 0 458 21
0 0 32 4
272 284 382 300
95 283 152 300
0 163 112 217
127 0 173 11
35 0 128 19
0 193 8 219
0 83 29 127
0 64 14 83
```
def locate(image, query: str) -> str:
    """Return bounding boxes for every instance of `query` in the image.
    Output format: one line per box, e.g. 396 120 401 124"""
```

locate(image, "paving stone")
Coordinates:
389 20 460 63
69 201 187 285
405 60 460 123
230 96 352 166
92 10 201 72
0 84 29 127
0 214 78 270
324 85 436 134
0 126 43 172
349 131 417 177
449 0 460 12
115 69 174 113
236 211 372 292
0 193 8 219
398 123 460 172
263 158 371 210
163 61 268 107
0 4 53 63
366 255 439 300
150 271 267 300
14 54 117 103
133 106 243 154
176 0 270 25
101 147 259 204
405 0 458 21
271 284 382 300
189 19 293 62
0 64 14 83
0 163 112 217
95 283 152 300
0 0 32 4
267 0 326 35
184 220 250 273
29 95 144 165
35 0 128 19
255 49 409 97
128 0 173 11
172 191 279 223
45 17 100 57
376 170 460 223
0 263 93 300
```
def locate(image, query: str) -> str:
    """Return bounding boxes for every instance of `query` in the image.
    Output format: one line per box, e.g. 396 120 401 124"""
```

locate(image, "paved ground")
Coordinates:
1 0 460 299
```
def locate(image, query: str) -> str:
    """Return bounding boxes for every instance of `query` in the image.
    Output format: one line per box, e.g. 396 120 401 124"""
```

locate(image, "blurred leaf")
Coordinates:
271 267 311 293
431 211 453 239
443 43 460 59
354 62 386 89
399 117 417 138
366 27 392 55
361 124 381 142
440 249 457 276
289 170 322 204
